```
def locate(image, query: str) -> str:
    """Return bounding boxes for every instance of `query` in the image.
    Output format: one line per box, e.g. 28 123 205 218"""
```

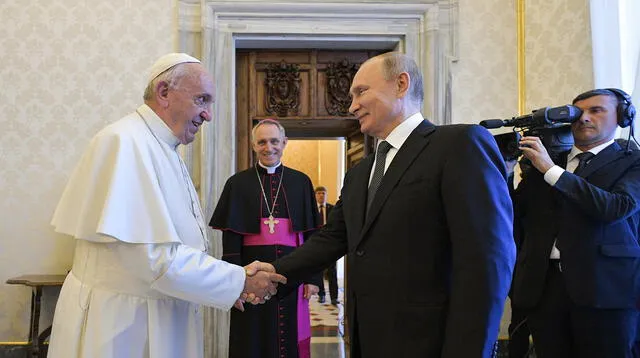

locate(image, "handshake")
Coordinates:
235 261 287 311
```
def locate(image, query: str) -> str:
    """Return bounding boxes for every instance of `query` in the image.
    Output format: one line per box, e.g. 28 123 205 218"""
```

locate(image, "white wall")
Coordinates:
589 0 640 137
452 0 594 125
452 0 518 123
620 0 640 137
619 0 640 92
0 0 174 340
526 0 594 109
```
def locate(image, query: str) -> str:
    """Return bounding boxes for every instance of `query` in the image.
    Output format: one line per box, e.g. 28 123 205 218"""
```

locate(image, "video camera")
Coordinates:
481 105 582 162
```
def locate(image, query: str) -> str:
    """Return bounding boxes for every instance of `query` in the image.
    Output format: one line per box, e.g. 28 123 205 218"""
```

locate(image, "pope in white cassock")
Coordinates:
47 53 285 358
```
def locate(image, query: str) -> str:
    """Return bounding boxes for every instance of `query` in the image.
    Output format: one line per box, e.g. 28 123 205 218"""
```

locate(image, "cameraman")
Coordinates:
511 88 640 358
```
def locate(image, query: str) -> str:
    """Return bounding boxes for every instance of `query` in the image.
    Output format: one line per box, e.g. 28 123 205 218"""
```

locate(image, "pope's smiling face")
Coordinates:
165 63 215 145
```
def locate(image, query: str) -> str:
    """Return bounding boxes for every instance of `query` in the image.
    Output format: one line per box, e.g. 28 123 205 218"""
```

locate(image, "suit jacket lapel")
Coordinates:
358 121 435 244
579 142 623 178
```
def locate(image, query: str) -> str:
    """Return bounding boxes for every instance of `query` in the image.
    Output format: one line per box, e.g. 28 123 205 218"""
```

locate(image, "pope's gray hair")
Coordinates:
143 64 192 101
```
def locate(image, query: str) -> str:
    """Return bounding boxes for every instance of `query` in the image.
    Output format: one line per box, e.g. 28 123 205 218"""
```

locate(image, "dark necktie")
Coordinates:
367 141 393 210
319 205 325 225
573 152 595 176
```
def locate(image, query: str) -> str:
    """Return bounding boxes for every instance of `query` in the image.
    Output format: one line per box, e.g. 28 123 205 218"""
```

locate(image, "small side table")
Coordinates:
6 274 66 357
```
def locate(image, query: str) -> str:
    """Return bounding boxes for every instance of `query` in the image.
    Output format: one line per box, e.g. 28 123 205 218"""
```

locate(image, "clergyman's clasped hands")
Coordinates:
236 261 286 311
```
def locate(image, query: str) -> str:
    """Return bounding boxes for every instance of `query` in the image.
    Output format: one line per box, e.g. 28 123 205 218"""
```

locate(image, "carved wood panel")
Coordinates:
325 59 359 116
236 50 382 170
265 61 302 117
317 52 369 118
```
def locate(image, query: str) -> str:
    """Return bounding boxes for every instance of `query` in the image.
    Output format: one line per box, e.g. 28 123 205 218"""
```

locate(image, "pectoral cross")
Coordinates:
264 215 279 234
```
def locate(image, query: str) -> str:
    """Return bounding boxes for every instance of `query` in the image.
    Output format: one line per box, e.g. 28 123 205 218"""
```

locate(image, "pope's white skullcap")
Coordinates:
147 53 201 83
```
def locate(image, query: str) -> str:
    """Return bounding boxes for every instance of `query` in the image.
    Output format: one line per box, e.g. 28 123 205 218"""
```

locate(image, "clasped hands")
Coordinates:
235 261 287 311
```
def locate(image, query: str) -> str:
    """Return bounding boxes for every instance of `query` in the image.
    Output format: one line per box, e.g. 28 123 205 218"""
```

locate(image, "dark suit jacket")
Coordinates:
512 142 640 309
274 121 515 357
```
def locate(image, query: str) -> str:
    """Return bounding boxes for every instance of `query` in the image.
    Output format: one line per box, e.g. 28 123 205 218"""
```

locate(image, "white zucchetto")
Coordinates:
147 53 201 84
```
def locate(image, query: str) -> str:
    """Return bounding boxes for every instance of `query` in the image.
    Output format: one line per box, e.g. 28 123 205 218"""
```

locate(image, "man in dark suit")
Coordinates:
314 186 340 305
512 88 640 357
273 52 515 357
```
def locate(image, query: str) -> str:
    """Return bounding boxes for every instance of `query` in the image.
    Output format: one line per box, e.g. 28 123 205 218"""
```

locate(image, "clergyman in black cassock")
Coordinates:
210 119 322 358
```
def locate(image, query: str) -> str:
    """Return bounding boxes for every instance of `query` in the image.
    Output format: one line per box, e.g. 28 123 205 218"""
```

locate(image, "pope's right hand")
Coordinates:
241 261 287 305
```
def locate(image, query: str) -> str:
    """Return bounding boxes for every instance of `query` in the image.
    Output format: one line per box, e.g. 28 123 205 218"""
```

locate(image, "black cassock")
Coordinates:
210 164 322 358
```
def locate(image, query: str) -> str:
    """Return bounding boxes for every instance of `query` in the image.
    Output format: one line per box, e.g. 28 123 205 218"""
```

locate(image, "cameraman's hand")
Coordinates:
519 136 555 174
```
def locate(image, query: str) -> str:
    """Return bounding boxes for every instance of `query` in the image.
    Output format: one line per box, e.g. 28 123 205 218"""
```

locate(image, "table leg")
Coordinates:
38 325 52 358
28 287 42 357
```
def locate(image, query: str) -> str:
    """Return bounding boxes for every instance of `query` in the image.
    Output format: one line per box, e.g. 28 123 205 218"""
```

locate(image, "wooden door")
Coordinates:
346 128 374 170
235 49 380 170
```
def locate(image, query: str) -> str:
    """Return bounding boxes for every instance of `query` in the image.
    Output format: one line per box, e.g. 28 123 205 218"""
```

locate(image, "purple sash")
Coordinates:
243 218 298 247
242 218 311 357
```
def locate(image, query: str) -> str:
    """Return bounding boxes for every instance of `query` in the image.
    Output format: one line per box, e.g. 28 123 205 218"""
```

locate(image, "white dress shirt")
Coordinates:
368 112 424 185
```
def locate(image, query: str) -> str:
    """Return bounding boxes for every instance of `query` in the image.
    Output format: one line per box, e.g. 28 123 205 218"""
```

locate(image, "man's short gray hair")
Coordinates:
251 119 287 144
370 52 424 106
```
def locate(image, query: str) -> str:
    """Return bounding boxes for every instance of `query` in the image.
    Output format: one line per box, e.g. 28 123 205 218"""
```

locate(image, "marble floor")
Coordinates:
309 282 347 358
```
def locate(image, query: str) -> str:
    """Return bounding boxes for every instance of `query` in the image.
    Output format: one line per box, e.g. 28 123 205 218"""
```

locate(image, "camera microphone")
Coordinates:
480 105 583 129
479 118 525 129
479 119 509 129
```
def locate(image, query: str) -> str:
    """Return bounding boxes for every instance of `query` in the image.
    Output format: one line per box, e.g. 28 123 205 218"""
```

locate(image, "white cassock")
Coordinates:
47 104 245 358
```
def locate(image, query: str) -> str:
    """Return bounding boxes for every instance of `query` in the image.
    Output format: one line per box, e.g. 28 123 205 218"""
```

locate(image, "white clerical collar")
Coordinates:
381 112 424 151
136 104 181 149
567 139 615 163
258 161 282 174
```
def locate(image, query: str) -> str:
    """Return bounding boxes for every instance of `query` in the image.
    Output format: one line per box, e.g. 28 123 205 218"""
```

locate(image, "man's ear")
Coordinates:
282 137 288 148
396 72 410 99
155 81 171 107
